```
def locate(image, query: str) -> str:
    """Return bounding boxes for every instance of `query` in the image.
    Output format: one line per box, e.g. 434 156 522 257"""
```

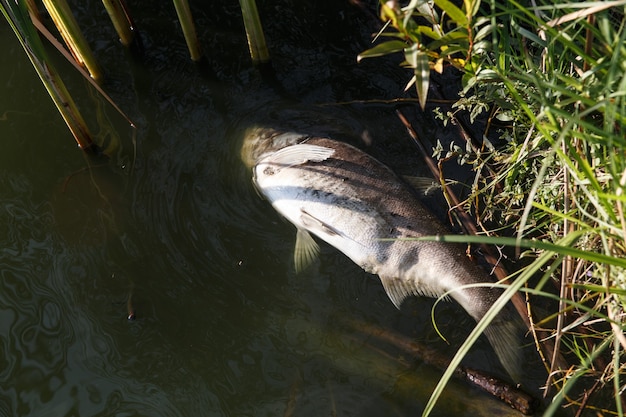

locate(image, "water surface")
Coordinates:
1 2 535 416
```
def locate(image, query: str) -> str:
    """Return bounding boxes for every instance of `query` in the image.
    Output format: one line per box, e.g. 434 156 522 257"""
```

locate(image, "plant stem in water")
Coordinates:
239 0 270 63
172 0 201 61
102 0 134 46
41 0 102 81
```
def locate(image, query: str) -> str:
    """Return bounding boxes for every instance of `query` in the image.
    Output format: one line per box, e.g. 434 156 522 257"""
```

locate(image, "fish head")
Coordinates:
240 126 310 168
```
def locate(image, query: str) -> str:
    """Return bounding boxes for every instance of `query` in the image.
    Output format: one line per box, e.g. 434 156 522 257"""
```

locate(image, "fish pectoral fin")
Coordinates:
294 228 320 273
300 209 342 237
264 144 335 168
379 276 414 309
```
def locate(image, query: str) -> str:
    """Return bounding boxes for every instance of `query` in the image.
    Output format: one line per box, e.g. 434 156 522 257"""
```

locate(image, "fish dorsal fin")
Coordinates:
264 144 335 168
294 228 320 273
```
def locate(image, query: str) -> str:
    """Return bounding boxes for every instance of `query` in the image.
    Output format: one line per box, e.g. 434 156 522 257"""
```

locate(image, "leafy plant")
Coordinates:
362 0 626 415
358 0 481 109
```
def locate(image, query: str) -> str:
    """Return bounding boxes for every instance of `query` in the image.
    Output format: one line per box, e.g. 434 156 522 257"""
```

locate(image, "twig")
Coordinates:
573 377 602 417
547 144 574 393
345 317 538 415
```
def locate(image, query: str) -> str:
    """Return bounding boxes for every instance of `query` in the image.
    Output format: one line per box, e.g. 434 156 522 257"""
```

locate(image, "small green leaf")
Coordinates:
426 28 469 51
466 0 481 18
474 22 494 42
433 0 467 26
511 17 546 47
417 25 441 40
404 44 430 110
357 40 407 61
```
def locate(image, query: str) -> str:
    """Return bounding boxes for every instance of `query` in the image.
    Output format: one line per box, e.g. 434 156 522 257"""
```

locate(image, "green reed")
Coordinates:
239 0 270 64
1 0 96 152
102 0 134 47
172 0 202 61
41 0 102 81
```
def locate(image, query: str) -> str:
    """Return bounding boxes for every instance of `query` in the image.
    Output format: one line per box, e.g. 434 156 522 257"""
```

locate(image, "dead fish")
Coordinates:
244 129 522 380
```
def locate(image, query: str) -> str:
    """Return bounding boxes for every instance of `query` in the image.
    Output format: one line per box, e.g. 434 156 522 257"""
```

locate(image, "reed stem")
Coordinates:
102 0 134 46
172 0 201 61
24 0 40 21
41 0 102 81
238 0 270 63
1 0 96 152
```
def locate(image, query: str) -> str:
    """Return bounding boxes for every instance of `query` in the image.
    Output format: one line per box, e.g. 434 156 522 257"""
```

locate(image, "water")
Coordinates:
1 2 536 416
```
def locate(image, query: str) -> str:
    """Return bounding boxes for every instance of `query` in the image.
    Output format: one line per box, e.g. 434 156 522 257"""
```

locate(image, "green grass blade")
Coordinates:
421 232 580 417
389 231 626 268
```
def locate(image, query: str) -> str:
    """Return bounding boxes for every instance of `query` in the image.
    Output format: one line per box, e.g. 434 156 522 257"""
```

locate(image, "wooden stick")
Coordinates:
345 318 538 415
395 109 528 314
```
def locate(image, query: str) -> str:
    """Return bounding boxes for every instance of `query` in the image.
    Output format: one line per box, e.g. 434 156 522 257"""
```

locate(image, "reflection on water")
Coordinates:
0 1 539 416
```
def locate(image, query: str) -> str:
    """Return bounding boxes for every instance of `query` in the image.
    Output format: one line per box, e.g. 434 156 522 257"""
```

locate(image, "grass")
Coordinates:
363 0 626 415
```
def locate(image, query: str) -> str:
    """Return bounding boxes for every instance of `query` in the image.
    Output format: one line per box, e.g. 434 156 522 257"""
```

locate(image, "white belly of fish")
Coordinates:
253 144 389 272
256 173 383 271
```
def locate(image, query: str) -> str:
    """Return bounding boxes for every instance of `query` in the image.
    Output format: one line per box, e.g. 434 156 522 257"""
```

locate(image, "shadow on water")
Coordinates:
0 1 549 416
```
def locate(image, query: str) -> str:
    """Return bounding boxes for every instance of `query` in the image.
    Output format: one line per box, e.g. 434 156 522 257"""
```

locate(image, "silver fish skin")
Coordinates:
246 132 521 380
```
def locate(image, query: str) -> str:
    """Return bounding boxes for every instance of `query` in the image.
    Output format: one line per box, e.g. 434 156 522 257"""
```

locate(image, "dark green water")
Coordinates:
1 2 534 416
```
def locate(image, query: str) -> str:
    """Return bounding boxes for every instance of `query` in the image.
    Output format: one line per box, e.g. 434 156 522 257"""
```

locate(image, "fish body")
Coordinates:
244 128 521 379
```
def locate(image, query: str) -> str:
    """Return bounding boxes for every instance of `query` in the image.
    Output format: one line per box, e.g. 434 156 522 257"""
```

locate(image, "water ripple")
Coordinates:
0 171 219 416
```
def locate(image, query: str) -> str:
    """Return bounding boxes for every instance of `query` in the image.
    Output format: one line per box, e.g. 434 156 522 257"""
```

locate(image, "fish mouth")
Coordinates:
240 126 311 168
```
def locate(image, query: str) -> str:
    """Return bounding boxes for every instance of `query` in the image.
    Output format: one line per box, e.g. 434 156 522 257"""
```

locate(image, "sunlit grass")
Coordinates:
363 0 626 415
452 0 626 414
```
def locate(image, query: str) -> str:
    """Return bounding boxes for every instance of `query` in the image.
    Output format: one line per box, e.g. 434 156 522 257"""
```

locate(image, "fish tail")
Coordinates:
482 311 523 382
451 284 523 381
